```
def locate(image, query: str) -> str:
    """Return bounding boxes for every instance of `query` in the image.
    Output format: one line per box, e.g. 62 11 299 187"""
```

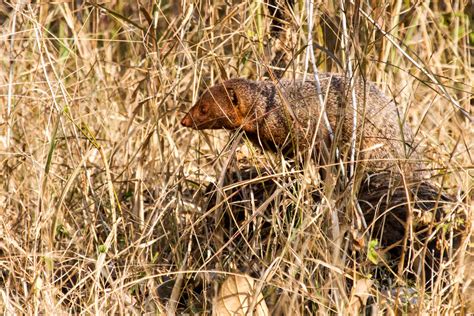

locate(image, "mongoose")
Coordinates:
181 75 423 175
182 75 465 284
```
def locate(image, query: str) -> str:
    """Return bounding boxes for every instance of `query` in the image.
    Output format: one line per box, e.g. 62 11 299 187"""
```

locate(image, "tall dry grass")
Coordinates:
0 0 472 314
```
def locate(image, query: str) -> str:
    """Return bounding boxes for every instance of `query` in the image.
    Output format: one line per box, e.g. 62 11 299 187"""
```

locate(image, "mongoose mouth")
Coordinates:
181 114 212 129
180 114 194 128
181 113 235 130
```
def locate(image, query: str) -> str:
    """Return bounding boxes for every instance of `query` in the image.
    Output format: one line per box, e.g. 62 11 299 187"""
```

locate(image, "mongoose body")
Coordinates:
181 74 422 174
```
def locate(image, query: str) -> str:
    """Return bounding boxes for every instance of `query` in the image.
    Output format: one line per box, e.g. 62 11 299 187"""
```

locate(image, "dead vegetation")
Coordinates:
0 0 472 314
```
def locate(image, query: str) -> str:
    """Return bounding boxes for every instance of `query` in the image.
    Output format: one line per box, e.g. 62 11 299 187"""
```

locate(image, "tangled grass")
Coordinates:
0 0 472 314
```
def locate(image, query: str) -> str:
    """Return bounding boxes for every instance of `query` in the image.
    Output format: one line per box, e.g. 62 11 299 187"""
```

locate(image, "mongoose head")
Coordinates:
181 79 265 132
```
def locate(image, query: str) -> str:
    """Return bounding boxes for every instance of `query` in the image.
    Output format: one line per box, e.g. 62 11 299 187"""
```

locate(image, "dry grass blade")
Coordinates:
348 278 373 314
213 274 269 316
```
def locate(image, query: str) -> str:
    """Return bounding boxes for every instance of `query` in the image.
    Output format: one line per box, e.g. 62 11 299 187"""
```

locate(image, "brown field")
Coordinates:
0 0 472 314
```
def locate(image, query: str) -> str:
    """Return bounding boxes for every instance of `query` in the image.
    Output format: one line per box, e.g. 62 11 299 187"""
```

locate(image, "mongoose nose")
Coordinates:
181 114 192 127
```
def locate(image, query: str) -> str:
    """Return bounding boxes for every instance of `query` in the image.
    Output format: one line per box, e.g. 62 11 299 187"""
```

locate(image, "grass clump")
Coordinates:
0 0 472 314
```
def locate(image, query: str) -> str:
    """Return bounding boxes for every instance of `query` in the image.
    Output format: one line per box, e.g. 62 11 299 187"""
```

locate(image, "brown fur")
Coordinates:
182 75 424 174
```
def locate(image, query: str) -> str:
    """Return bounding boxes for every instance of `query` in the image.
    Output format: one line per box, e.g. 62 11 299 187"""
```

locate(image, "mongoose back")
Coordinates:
181 74 422 174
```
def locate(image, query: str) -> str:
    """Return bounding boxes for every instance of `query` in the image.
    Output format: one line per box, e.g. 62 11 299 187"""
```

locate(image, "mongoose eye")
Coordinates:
227 88 238 107
200 105 208 114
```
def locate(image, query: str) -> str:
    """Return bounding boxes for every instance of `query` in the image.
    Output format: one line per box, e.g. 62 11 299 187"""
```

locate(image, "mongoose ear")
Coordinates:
227 88 238 107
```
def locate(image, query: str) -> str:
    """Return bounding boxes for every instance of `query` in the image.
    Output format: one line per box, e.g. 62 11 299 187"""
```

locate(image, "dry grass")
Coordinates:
0 0 472 314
